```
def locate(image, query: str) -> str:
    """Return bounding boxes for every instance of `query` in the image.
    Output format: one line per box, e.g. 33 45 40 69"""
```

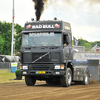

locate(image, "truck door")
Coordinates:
63 35 72 60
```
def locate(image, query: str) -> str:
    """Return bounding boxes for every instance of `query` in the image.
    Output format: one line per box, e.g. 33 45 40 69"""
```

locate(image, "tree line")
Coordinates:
0 21 23 55
0 21 100 55
78 38 100 51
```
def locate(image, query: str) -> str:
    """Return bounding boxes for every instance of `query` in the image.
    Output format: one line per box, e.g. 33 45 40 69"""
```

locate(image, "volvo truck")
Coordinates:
20 20 89 87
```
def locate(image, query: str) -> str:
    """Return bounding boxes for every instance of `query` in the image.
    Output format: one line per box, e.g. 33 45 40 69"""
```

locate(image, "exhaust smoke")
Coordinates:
32 0 48 21
32 0 100 21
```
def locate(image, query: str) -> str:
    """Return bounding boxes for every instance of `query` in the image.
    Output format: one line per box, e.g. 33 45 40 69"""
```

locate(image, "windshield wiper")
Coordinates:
32 52 50 63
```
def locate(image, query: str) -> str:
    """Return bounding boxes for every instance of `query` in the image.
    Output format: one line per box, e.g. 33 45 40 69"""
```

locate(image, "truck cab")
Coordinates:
20 20 89 87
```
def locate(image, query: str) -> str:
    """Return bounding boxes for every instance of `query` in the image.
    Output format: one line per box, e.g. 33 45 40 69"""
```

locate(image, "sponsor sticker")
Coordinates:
26 24 32 29
29 32 54 37
54 24 60 28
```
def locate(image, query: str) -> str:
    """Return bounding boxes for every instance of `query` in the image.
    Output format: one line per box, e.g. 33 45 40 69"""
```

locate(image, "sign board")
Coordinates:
73 52 100 64
11 63 17 67
11 62 17 73
25 22 62 31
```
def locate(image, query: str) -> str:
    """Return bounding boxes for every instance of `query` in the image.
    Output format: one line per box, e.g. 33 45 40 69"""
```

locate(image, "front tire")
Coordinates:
60 68 72 87
25 76 36 86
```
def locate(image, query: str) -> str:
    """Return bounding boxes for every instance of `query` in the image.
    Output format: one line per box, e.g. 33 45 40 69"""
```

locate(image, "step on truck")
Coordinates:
19 19 90 87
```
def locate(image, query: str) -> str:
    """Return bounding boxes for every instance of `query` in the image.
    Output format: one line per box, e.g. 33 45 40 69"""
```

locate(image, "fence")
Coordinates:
0 62 20 70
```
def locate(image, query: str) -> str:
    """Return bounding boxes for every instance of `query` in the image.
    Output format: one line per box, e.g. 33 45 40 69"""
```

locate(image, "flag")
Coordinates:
73 36 80 45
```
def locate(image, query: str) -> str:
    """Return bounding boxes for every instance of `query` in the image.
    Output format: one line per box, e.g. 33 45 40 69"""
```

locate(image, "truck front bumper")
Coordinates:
21 64 66 76
21 70 65 76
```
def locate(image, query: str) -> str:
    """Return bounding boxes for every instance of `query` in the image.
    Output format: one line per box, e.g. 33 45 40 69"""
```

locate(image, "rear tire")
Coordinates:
60 68 72 87
25 76 36 86
82 72 89 85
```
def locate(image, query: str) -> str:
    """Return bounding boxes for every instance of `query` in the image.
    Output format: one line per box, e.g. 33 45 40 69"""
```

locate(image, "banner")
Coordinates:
73 52 100 64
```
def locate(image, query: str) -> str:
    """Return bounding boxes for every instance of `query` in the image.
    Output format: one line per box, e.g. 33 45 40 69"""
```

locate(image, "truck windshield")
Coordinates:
22 32 62 47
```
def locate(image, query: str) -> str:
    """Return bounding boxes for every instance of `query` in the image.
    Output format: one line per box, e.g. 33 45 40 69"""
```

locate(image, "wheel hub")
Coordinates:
85 74 88 83
67 72 71 85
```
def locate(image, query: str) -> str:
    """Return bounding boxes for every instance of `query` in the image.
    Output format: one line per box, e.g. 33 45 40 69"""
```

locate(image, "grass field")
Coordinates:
0 69 24 84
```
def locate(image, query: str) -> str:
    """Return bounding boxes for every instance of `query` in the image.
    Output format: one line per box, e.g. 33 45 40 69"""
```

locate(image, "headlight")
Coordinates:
23 66 28 69
55 65 60 69
23 71 27 74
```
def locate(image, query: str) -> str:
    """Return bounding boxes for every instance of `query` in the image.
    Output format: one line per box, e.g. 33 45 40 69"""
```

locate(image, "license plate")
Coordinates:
36 71 45 74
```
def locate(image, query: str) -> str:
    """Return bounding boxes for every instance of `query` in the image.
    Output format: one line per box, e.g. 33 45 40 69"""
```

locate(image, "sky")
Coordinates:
0 0 100 42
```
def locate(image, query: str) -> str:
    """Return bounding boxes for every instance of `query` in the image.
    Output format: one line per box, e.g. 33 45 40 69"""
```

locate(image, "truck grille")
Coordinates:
22 52 60 63
32 53 49 62
29 64 53 70
22 52 50 63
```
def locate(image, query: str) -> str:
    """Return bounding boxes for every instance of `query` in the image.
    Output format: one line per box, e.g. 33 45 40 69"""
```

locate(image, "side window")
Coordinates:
63 35 66 44
63 35 69 45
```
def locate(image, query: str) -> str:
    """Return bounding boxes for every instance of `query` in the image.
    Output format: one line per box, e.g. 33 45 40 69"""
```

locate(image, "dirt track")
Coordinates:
0 81 100 100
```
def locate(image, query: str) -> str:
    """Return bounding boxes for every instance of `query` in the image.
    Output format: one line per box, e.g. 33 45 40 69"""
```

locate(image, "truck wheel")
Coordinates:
82 72 89 85
25 76 36 86
60 68 72 87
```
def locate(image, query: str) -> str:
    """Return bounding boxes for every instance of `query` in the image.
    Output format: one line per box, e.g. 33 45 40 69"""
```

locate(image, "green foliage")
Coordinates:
78 38 92 51
15 52 20 56
78 38 100 51
90 41 100 47
0 35 5 53
0 21 23 55
14 24 23 52
15 69 21 76
0 21 12 55
84 43 92 51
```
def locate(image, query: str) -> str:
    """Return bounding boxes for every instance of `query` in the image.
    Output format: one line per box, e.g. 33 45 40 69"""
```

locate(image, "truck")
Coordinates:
19 19 90 87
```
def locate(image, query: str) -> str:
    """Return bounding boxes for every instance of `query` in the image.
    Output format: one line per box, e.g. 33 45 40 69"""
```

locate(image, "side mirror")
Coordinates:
19 37 22 45
66 36 69 44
